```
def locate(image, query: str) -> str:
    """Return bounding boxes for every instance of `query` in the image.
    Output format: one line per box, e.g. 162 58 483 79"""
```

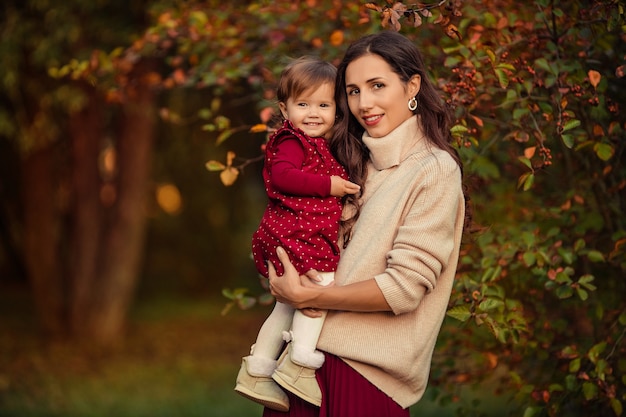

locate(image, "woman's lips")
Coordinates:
362 114 382 126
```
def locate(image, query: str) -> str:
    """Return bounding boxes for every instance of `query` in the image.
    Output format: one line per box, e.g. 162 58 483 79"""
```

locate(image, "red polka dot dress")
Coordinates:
252 120 348 278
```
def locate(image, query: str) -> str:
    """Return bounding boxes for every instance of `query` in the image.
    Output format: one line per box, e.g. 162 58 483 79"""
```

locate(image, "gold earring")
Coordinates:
408 97 417 111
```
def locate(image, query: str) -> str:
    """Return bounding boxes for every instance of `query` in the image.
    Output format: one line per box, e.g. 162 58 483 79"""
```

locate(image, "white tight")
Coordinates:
250 272 334 363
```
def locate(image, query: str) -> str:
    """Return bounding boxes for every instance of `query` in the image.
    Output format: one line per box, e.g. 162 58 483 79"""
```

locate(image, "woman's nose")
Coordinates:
358 92 373 110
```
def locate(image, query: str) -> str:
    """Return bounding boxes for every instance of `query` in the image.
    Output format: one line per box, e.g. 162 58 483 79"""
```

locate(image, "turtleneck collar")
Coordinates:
361 116 426 171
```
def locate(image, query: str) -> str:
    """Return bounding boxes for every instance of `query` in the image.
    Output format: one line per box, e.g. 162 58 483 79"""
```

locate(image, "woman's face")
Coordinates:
345 54 421 138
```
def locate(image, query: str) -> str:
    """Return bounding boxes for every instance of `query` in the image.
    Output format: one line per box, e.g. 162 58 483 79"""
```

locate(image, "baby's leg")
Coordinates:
288 272 334 368
252 301 294 360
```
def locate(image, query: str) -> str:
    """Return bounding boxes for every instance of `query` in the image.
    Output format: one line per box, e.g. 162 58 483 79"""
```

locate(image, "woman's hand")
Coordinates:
268 247 326 317
267 247 306 306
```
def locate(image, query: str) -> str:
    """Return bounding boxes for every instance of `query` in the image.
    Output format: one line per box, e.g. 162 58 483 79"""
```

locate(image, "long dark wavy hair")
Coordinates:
330 31 467 245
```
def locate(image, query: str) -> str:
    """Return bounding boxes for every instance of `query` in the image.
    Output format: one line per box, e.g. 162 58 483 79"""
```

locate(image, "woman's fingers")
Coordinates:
300 307 323 318
275 246 291 269
267 261 278 296
304 269 323 284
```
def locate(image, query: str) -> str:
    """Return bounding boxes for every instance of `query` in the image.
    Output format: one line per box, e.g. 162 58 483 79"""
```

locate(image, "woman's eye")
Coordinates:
373 83 384 89
347 88 359 96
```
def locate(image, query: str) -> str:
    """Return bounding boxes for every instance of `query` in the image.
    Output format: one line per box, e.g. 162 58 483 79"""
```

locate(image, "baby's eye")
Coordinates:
297 102 308 107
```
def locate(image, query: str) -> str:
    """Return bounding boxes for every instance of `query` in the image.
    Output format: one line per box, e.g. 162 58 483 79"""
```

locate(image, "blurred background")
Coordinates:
1 1 624 416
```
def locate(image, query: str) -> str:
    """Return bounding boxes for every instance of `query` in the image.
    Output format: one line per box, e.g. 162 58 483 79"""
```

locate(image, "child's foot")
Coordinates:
234 356 289 411
272 344 323 407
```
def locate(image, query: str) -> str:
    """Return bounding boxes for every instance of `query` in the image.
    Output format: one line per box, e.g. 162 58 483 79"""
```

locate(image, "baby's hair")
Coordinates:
276 56 337 104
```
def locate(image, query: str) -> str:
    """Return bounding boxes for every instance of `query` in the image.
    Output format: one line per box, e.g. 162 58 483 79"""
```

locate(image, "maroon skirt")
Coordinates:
262 352 410 417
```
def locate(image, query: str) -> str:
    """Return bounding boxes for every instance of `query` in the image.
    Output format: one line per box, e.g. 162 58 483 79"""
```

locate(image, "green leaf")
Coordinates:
495 68 509 88
534 57 552 73
450 124 469 136
214 115 231 130
216 129 234 145
611 398 623 416
521 231 535 247
574 238 586 251
587 250 605 262
447 305 472 322
555 270 572 284
561 134 574 148
523 251 536 266
513 107 529 120
575 287 588 301
578 274 596 291
496 63 516 71
522 173 535 191
582 382 598 400
205 160 226 171
588 342 607 363
594 142 614 161
562 119 581 132
479 298 504 311
523 406 540 417
569 357 581 373
485 285 505 298
444 56 462 67
555 285 573 299
549 383 564 392
557 247 575 264
596 359 609 381
565 374 577 391
518 156 532 169
198 108 213 120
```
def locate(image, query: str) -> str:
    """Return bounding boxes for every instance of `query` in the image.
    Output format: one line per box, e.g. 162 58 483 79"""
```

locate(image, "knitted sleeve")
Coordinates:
375 154 464 315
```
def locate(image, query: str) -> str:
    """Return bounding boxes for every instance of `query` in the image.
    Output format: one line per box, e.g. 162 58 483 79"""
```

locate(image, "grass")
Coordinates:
0 287 514 417
0 289 265 417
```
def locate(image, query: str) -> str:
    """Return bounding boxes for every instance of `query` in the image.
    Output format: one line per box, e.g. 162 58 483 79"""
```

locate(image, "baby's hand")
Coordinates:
330 176 360 197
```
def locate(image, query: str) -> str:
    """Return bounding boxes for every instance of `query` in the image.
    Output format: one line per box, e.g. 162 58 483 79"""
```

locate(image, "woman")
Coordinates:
263 31 468 417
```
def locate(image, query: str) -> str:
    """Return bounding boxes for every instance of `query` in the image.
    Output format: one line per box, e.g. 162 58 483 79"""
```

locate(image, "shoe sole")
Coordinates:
234 384 290 412
272 370 322 407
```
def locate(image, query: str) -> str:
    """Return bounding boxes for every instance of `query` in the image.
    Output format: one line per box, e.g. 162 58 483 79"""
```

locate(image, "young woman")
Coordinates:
235 56 360 412
263 31 468 417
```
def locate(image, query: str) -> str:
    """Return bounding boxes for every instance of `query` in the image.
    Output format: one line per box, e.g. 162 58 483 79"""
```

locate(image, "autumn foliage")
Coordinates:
2 0 625 416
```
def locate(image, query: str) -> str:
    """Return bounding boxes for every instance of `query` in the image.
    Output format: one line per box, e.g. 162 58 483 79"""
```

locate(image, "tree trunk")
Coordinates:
89 64 157 347
68 84 104 338
21 145 65 339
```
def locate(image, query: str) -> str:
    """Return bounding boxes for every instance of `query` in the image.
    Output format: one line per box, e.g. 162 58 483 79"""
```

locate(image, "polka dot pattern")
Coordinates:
252 121 348 277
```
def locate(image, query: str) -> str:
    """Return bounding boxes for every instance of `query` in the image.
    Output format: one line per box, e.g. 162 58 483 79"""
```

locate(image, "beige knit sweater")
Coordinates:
317 116 465 408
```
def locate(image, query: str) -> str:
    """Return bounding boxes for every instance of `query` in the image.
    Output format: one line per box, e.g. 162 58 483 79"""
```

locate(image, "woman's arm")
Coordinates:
268 247 392 312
